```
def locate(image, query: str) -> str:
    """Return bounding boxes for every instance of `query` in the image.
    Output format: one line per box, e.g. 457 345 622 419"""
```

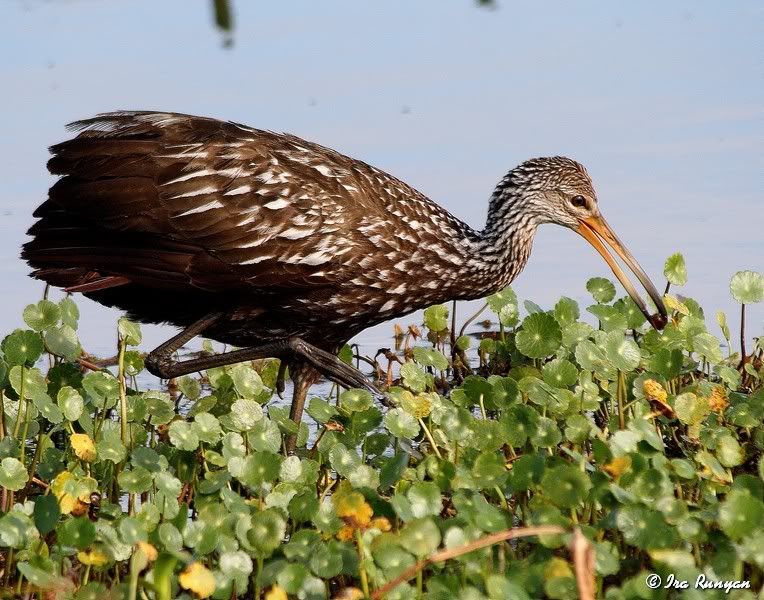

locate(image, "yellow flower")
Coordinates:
663 294 689 316
265 585 289 600
71 433 97 462
544 557 573 579
369 517 392 532
77 547 109 567
179 562 216 598
642 379 667 404
334 491 373 529
708 386 729 413
337 525 356 542
51 471 94 515
334 588 365 600
136 542 158 562
602 456 631 480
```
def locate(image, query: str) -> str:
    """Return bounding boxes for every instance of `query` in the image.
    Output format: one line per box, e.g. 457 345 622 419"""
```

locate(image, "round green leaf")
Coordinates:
33 494 60 535
10 365 48 401
604 330 641 372
117 317 142 346
340 388 373 412
515 313 562 359
1 330 44 366
57 386 84 421
423 304 449 332
192 412 222 444
586 277 616 303
57 516 95 549
248 509 286 558
487 286 517 313
158 522 184 552
540 465 591 507
542 358 578 387
384 408 420 439
530 417 561 448
23 300 61 332
412 346 449 371
119 516 147 544
229 398 264 431
230 364 264 399
663 253 687 286
59 297 79 330
407 482 442 518
718 490 764 539
0 457 28 491
730 270 764 304
400 362 428 393
306 397 338 423
118 467 153 493
44 325 81 361
168 420 199 451
399 518 441 557
716 436 744 467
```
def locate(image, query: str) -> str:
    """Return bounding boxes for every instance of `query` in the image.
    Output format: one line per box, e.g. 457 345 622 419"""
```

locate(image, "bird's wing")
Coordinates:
30 111 457 294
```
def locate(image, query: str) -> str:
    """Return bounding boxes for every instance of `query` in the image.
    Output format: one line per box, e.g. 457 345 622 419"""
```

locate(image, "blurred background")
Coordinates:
1 0 762 358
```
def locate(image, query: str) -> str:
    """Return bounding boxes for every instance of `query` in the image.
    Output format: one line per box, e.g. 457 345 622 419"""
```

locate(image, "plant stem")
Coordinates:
478 394 487 420
458 302 488 339
254 557 263 599
617 371 625 430
13 365 26 439
0 389 5 440
128 552 140 600
118 336 130 448
418 418 442 459
356 529 371 598
739 303 747 367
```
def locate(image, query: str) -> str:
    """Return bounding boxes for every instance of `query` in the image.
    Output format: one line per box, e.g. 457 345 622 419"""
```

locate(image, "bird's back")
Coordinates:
23 112 481 345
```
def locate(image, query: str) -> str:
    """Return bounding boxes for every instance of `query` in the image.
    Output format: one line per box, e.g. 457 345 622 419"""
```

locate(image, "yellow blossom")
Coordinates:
642 379 667 404
544 557 573 579
369 517 392 532
179 562 216 598
136 542 158 562
265 585 289 600
708 386 729 413
603 456 631 479
51 471 93 515
334 491 373 528
334 588 365 600
77 547 109 567
71 433 97 462
400 390 432 419
663 294 689 316
337 525 356 542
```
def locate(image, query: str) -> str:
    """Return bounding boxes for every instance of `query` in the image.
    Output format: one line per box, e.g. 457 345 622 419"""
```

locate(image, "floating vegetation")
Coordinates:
0 256 763 599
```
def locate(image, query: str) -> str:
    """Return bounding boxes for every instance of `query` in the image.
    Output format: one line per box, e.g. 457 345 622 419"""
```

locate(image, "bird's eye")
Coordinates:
570 195 587 209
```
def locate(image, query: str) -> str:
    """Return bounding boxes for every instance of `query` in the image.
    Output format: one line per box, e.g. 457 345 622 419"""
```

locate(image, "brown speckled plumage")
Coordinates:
24 111 591 349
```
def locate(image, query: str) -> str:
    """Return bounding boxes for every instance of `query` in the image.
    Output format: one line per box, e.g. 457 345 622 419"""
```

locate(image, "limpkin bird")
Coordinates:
23 111 667 452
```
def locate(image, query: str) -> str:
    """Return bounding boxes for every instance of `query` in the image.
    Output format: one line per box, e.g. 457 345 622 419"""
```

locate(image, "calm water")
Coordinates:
1 1 761 365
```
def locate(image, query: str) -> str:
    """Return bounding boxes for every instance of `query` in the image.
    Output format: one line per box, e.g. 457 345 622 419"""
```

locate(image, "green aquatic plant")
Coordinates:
0 256 762 599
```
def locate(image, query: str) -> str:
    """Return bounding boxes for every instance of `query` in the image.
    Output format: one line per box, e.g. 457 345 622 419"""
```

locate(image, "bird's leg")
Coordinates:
285 363 319 455
275 360 288 399
146 321 390 404
144 312 224 378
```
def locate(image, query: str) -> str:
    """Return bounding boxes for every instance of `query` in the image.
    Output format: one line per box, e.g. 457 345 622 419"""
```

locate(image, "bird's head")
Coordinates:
492 156 667 329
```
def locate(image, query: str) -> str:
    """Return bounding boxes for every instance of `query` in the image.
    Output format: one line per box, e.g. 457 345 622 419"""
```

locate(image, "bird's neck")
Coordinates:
461 191 541 300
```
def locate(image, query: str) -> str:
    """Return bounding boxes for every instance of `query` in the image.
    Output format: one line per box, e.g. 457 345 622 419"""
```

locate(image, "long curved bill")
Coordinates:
577 215 667 330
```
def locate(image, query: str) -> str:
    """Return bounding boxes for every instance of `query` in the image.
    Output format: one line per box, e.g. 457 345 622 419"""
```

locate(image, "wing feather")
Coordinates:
26 111 473 298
